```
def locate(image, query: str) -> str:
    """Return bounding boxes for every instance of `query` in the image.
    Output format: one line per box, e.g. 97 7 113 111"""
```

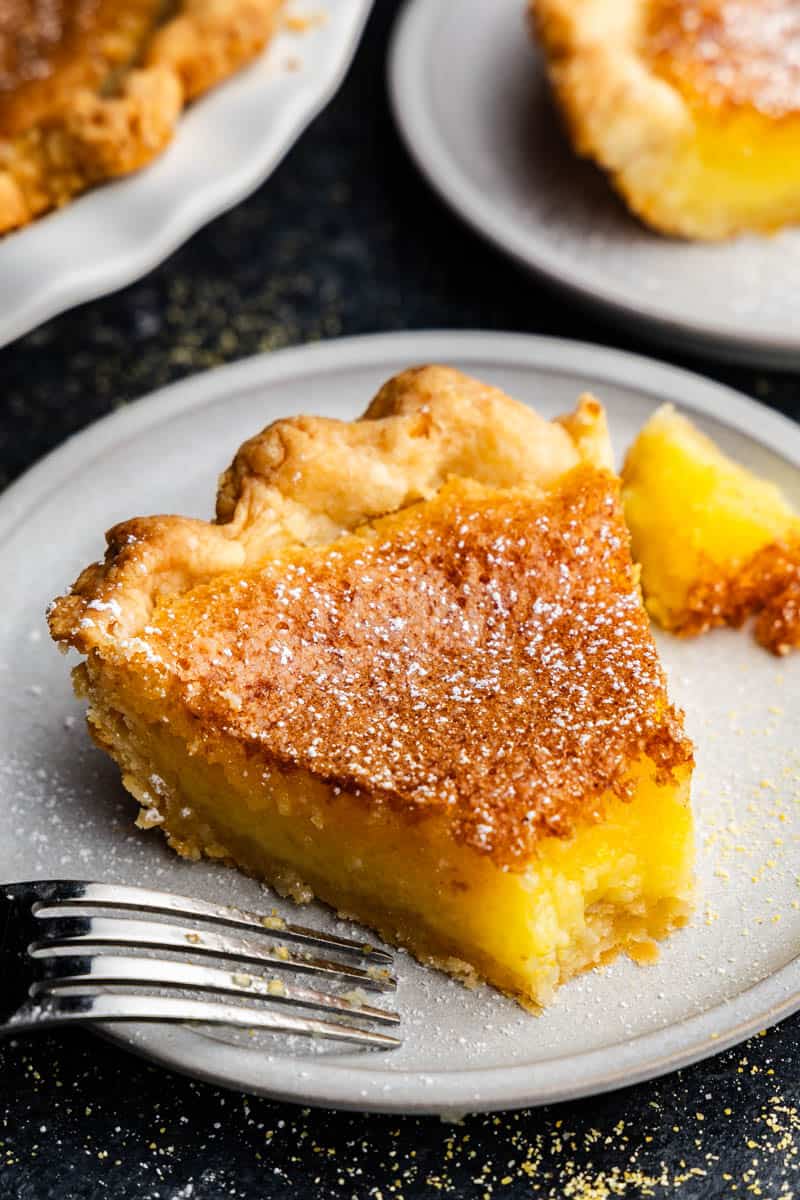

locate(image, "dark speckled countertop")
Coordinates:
1 5 799 1198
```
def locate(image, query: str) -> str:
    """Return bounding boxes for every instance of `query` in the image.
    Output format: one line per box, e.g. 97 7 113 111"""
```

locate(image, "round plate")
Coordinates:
388 0 800 368
3 331 799 1114
0 0 372 350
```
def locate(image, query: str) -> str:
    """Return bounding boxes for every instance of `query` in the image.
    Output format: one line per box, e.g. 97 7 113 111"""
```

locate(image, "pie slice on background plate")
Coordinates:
49 365 695 1009
531 0 800 239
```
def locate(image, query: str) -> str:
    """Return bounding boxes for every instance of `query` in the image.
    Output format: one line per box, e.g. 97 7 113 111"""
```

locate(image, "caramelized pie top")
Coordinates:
49 366 692 865
0 0 164 137
145 471 691 862
644 0 800 117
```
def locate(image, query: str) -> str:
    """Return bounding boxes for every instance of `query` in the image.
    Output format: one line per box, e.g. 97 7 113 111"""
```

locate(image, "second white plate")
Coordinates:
389 0 800 367
2 331 800 1112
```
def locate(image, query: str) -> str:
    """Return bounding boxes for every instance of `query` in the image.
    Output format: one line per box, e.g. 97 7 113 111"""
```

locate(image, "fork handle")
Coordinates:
0 890 38 1025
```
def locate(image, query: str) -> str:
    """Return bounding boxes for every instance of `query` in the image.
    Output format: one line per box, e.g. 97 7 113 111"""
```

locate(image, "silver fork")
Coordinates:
0 881 401 1049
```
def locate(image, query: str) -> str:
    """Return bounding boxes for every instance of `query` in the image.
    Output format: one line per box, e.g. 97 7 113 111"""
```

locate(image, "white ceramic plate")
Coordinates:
389 0 800 368
2 331 799 1114
0 1 372 350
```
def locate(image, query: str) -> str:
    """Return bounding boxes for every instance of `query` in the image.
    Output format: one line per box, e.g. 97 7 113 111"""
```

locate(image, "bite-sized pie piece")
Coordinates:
622 405 800 654
0 0 283 234
49 366 694 1009
531 0 800 239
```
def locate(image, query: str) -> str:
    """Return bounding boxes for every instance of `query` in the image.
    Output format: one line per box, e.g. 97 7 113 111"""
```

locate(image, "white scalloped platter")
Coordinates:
1 332 799 1113
0 1 372 349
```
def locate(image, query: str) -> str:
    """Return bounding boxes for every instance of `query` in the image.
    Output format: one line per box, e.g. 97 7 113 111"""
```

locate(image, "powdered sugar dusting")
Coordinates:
649 0 800 117
139 470 691 864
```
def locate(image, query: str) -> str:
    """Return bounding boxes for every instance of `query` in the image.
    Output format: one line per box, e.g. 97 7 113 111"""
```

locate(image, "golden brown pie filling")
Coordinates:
643 0 800 118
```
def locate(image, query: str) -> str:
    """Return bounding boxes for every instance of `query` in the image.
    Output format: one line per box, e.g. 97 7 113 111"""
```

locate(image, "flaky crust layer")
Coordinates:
531 0 694 233
49 365 612 648
0 0 282 233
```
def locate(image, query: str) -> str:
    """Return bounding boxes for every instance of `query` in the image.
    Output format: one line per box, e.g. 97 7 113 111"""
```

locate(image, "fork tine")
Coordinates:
31 883 392 963
30 916 397 991
13 991 401 1048
34 953 400 1025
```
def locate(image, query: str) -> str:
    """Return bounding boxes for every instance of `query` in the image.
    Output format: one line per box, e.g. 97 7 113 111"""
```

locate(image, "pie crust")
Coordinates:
0 0 283 233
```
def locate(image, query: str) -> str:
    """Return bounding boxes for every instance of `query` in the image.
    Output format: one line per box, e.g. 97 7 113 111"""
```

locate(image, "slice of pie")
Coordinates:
0 0 283 234
622 404 800 655
531 0 800 239
49 366 695 1008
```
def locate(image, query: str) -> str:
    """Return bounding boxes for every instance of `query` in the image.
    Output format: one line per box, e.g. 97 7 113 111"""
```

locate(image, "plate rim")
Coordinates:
387 0 800 368
0 0 373 351
5 329 800 1114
